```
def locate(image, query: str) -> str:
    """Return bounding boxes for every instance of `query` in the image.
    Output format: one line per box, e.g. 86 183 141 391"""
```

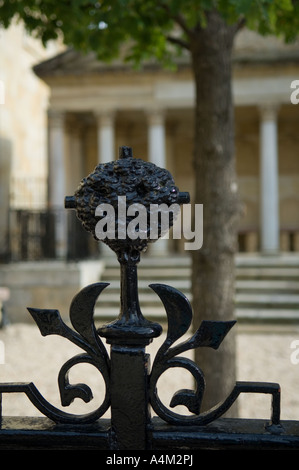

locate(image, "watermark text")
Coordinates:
290 80 299 104
95 196 203 251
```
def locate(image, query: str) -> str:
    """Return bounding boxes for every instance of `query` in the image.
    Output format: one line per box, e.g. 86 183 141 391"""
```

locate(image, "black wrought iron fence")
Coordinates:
8 209 55 260
8 209 94 261
1 147 299 453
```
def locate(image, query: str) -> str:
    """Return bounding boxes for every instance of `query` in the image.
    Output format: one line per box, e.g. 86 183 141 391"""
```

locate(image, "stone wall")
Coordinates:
0 260 105 323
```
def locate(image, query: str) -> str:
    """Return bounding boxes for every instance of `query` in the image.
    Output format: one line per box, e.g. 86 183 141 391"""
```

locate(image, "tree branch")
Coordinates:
235 16 246 33
158 2 193 38
166 35 190 50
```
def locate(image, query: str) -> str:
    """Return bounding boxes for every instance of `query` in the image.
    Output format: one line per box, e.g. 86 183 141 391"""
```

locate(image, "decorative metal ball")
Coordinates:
65 146 189 256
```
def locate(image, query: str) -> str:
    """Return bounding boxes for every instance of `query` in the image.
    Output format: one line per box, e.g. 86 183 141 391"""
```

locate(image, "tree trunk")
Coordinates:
190 12 242 413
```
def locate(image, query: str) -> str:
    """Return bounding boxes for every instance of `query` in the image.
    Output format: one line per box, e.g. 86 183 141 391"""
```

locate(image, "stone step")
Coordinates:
103 254 191 267
103 253 299 267
235 254 299 267
94 306 171 321
103 253 299 268
99 279 299 293
103 254 299 281
236 280 299 293
236 293 299 308
236 267 299 280
96 291 299 308
94 306 299 323
103 267 192 280
103 266 299 282
95 254 299 323
95 289 299 327
236 309 299 323
102 279 190 290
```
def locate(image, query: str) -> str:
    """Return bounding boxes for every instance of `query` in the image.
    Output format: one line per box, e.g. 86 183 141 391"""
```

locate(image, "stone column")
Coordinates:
259 105 280 254
147 109 166 168
147 110 169 254
96 111 116 164
95 111 116 256
66 120 84 193
48 110 67 258
0 139 11 261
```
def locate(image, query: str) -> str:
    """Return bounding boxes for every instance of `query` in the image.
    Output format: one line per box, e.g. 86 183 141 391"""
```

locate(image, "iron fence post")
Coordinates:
98 252 162 449
108 343 151 449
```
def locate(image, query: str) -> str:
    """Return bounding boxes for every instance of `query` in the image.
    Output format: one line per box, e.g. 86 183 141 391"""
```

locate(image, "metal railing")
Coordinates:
1 147 299 452
7 209 95 261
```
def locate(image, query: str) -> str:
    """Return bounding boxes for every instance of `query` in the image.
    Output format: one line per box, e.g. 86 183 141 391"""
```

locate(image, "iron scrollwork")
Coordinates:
0 282 110 425
148 283 281 428
26 282 110 424
148 283 235 424
0 146 281 431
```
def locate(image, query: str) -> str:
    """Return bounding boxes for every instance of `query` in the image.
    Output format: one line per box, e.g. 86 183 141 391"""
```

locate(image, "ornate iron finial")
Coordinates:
64 146 191 345
65 146 189 260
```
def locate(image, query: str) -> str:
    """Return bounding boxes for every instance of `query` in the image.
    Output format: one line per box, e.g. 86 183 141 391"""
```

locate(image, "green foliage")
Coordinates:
0 0 299 63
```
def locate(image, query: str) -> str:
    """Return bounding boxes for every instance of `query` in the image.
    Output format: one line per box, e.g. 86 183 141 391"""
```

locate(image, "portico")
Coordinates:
38 31 299 259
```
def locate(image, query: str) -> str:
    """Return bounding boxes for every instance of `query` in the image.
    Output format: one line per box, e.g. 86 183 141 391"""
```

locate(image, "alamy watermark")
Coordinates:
290 80 299 104
94 196 203 251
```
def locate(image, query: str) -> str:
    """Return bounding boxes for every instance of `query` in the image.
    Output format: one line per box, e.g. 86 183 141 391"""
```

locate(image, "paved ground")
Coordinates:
1 322 299 422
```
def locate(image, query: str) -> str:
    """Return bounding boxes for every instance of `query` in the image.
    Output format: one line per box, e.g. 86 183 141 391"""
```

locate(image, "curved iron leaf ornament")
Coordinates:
27 282 110 424
149 283 237 425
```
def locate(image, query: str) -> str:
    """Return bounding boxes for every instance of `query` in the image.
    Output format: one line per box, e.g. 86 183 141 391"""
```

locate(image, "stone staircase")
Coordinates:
94 253 299 324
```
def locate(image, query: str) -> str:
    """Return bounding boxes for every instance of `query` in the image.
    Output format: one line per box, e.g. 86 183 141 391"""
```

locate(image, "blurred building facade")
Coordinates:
0 22 64 262
1 24 299 261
